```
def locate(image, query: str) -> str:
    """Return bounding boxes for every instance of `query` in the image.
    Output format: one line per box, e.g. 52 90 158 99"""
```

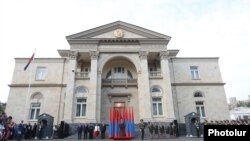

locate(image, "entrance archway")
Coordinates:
100 56 139 123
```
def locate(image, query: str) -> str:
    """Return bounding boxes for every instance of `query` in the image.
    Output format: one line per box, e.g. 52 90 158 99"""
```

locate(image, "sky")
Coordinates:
0 0 250 103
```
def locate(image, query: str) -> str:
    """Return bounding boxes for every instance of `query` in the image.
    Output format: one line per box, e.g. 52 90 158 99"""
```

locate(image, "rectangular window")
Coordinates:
29 103 40 120
76 98 87 117
196 101 206 118
152 98 163 116
36 67 47 80
190 66 200 79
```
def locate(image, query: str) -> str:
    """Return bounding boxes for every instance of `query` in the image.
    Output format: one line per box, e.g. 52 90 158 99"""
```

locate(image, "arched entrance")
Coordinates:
100 56 139 123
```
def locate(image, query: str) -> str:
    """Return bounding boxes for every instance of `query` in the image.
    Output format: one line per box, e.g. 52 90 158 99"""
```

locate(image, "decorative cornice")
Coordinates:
139 51 148 60
9 84 67 87
58 50 70 57
89 50 99 60
171 83 225 86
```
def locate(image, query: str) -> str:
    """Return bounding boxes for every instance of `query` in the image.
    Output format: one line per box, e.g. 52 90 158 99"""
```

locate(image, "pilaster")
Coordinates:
63 51 78 123
160 51 176 120
87 50 99 122
138 51 152 121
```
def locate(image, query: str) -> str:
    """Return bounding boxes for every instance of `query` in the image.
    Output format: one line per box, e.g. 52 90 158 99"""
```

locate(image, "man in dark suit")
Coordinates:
100 122 106 139
83 124 88 139
77 123 82 139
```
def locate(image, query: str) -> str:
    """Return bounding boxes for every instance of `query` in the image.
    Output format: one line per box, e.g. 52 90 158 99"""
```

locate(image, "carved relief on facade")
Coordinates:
160 51 169 60
89 50 99 60
69 51 78 60
139 51 148 60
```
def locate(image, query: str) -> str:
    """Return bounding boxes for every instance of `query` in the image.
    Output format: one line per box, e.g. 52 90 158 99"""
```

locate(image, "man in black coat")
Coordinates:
100 122 106 139
83 124 88 139
77 123 82 139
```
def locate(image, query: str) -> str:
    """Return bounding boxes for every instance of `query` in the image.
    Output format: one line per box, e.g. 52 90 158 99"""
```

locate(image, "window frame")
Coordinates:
29 103 40 121
152 97 163 116
35 66 47 81
195 101 206 118
190 66 200 80
75 98 87 117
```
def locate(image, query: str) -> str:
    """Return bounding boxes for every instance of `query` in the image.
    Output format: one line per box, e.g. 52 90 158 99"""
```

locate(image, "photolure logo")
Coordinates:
204 125 250 141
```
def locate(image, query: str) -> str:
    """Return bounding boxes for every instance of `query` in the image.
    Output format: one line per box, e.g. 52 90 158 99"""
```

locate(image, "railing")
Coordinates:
102 79 137 87
75 72 89 79
149 71 162 77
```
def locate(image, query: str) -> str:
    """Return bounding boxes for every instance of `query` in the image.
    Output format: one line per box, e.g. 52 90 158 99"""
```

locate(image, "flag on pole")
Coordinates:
24 53 35 71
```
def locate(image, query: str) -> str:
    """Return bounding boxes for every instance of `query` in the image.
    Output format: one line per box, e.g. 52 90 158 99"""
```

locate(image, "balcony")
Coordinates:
75 72 90 79
102 79 137 87
149 71 162 79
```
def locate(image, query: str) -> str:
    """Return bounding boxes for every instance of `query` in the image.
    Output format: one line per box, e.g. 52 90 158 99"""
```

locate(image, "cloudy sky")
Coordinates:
0 0 250 102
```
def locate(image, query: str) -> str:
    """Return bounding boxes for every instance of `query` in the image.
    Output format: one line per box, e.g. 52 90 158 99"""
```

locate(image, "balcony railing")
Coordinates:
102 79 137 87
75 72 89 79
149 71 162 78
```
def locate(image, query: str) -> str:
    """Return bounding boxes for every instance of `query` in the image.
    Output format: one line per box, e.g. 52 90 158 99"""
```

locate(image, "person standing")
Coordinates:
139 119 145 140
100 122 106 139
17 121 24 141
77 123 82 140
194 120 200 138
94 124 100 139
148 122 154 139
83 124 88 139
154 123 159 139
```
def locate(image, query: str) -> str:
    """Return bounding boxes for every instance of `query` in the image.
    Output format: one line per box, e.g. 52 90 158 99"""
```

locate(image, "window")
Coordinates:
83 67 90 72
36 67 47 80
152 98 163 116
194 91 203 97
196 101 206 118
106 67 133 80
76 98 87 117
151 87 161 93
114 67 125 79
151 87 162 97
190 66 200 79
76 87 88 95
29 103 40 120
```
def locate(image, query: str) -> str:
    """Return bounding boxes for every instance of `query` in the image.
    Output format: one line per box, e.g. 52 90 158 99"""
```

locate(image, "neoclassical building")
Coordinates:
6 21 230 125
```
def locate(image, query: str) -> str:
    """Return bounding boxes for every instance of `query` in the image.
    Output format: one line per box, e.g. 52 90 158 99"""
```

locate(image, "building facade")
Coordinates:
6 21 230 125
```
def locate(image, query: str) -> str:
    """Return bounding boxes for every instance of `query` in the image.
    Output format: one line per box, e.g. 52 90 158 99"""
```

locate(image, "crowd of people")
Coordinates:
138 119 178 140
76 122 106 140
0 112 39 141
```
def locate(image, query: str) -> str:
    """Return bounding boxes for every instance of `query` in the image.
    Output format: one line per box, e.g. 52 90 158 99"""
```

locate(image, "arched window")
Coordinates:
194 91 203 97
75 86 88 117
151 87 161 93
76 87 88 94
31 92 43 100
150 86 163 116
29 92 43 121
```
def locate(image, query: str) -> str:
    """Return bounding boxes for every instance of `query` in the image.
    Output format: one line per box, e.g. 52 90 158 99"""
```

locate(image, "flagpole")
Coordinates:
24 49 36 122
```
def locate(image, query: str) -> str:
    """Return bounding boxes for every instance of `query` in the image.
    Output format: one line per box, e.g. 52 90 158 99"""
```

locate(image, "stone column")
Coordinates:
63 51 77 123
87 50 99 122
138 51 152 121
160 51 176 121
